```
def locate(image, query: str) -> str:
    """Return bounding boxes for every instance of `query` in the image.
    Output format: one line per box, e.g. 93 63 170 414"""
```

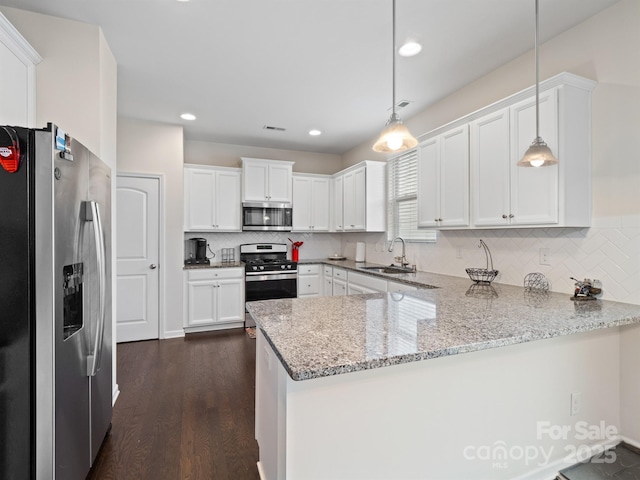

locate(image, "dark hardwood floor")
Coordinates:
88 329 260 480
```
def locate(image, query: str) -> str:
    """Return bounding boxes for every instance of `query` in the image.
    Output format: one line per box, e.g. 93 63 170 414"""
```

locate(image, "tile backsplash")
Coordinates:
355 215 640 305
184 231 343 263
185 215 640 305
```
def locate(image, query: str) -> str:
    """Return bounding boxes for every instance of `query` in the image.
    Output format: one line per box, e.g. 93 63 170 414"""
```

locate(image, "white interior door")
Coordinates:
116 175 160 342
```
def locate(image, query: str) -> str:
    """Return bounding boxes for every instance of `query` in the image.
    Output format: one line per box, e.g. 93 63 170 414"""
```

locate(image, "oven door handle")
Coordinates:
245 272 298 282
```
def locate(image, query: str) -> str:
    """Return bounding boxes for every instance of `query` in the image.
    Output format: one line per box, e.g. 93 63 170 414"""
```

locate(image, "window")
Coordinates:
387 149 436 242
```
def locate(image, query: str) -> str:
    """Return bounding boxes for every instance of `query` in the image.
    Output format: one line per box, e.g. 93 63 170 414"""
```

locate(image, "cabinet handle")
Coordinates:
502 214 508 219
438 218 443 222
149 264 157 269
509 214 514 218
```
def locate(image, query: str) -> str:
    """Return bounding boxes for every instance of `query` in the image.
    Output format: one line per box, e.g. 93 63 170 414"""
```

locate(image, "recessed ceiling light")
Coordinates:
181 113 196 121
398 41 422 57
309 129 322 136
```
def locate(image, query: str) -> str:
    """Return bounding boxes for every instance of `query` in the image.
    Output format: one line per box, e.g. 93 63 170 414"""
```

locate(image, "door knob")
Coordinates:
150 264 157 269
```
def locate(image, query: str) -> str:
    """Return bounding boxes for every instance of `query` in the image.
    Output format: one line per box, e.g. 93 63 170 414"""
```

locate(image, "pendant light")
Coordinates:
372 0 418 153
517 0 558 167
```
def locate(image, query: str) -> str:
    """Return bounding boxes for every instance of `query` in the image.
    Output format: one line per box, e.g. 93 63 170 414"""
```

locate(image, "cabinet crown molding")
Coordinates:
418 72 597 142
0 12 42 65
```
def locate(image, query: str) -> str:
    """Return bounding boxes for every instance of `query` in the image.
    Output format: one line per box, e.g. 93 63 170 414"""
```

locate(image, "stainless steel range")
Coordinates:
240 243 297 326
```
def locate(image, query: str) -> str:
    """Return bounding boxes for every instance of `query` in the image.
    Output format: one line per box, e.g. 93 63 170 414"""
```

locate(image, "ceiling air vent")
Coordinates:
396 100 411 109
263 125 286 132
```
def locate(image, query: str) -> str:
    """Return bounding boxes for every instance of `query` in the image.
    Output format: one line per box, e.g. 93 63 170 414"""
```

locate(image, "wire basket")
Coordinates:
465 239 498 284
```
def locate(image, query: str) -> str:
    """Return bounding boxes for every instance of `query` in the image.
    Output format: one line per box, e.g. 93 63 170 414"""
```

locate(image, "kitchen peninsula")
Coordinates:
248 272 640 480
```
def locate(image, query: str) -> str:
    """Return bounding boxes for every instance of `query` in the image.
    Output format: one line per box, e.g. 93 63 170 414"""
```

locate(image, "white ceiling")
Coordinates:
1 0 619 154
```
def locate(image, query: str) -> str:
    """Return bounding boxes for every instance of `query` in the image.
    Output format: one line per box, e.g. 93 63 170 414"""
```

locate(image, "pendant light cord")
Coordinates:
535 0 540 139
392 0 396 116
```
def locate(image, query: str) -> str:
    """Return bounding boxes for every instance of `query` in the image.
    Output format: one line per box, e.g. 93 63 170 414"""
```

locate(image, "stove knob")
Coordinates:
259 265 265 271
252 266 258 271
281 265 285 269
287 264 292 269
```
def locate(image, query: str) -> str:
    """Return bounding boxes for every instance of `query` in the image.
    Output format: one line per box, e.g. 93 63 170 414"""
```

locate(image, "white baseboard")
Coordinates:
257 461 266 480
510 437 621 480
163 328 185 339
111 384 120 405
621 435 640 449
183 322 244 334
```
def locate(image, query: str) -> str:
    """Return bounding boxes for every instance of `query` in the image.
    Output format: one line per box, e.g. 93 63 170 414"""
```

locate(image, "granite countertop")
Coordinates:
183 261 244 269
247 276 640 381
298 258 458 289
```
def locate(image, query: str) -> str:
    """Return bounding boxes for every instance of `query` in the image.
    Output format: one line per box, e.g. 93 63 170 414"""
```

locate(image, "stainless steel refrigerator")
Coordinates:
0 123 112 479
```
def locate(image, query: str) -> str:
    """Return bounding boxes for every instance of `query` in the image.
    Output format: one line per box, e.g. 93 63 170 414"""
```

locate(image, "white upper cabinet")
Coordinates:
184 164 241 231
292 174 330 231
417 124 469 228
412 71 597 230
333 175 344 231
471 91 558 227
343 166 366 231
470 77 593 228
0 14 41 127
242 158 294 203
334 161 386 232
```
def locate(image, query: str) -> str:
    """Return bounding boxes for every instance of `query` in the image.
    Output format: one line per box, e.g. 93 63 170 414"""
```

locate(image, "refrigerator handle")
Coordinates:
84 201 107 377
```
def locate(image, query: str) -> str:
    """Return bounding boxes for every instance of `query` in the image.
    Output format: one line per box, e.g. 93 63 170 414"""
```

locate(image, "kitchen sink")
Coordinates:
361 266 415 274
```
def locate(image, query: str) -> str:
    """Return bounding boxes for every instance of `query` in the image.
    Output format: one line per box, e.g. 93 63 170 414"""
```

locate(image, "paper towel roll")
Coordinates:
355 242 366 262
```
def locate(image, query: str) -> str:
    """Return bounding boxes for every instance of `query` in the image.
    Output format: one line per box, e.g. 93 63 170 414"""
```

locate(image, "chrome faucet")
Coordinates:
388 237 410 268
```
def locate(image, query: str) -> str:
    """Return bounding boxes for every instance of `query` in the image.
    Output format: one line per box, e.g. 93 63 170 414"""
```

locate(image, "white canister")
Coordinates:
355 242 366 262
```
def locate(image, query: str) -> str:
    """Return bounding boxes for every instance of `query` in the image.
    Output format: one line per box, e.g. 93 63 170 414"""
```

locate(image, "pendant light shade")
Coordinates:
372 112 418 153
519 0 558 167
372 0 418 153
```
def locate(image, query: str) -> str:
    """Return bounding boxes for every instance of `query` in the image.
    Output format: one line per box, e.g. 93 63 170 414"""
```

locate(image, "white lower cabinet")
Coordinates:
184 267 245 332
332 268 347 296
297 264 322 298
387 281 418 293
323 266 333 296
347 271 387 294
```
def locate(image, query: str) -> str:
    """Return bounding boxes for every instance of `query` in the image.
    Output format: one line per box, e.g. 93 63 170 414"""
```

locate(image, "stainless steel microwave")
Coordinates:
242 202 292 231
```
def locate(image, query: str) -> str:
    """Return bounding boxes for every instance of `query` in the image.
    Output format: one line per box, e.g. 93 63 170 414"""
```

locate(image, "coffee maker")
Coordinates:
185 237 210 265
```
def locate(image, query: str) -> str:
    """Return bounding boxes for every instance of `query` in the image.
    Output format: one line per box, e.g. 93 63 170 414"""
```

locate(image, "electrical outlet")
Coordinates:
539 248 550 265
571 392 581 416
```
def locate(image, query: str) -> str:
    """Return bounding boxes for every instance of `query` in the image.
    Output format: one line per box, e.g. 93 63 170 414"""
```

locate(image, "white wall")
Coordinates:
343 0 640 305
117 117 184 339
0 6 120 399
185 139 343 175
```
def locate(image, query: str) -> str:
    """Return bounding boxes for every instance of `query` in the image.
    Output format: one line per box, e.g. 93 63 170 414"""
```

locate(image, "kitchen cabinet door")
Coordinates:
184 166 241 231
298 264 322 298
333 175 344 231
417 138 439 228
292 175 330 231
216 277 245 323
418 125 469 228
241 158 293 203
267 163 293 202
332 279 347 296
509 89 559 225
184 268 245 332
343 166 366 231
185 167 216 230
440 125 469 227
214 170 242 230
243 161 269 202
186 281 217 327
470 108 511 227
471 90 559 227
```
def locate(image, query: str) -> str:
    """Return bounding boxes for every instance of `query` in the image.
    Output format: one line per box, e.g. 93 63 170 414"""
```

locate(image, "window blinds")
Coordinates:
387 149 436 242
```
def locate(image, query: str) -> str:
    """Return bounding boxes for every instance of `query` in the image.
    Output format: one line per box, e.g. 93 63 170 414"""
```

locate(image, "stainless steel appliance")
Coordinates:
0 124 112 479
185 237 210 265
242 202 292 231
240 243 297 326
